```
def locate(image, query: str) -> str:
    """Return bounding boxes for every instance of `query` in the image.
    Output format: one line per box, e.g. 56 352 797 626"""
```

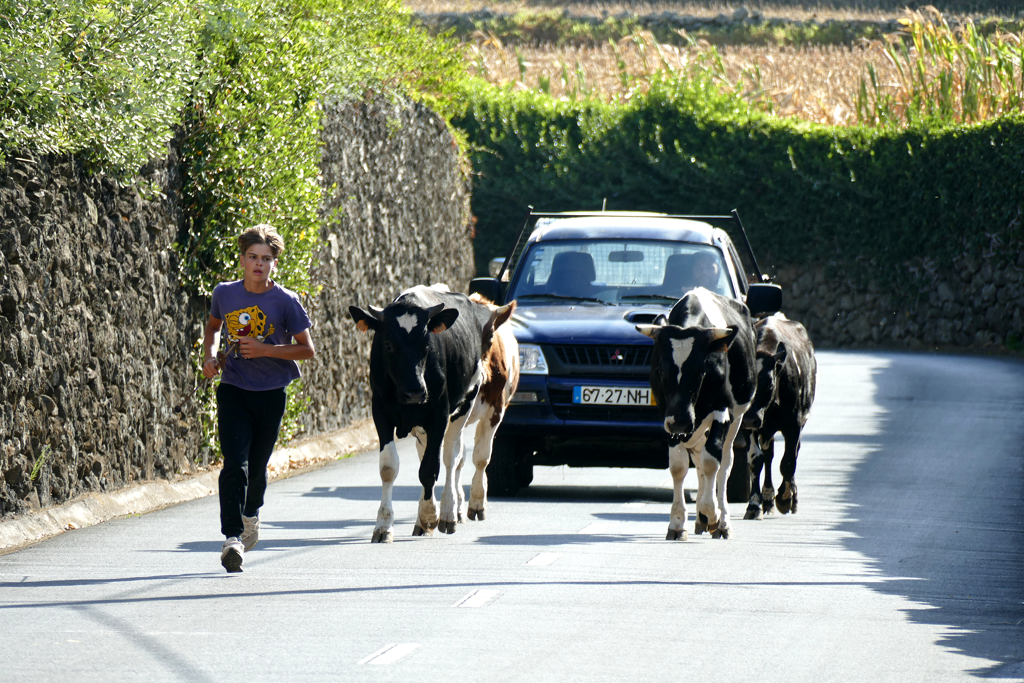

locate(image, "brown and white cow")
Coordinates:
460 293 519 521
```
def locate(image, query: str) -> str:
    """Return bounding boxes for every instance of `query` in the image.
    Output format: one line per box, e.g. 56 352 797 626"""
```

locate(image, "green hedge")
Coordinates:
455 77 1024 287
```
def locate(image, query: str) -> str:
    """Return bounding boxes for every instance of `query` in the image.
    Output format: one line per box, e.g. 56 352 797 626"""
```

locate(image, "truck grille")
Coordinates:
552 345 652 367
548 389 661 422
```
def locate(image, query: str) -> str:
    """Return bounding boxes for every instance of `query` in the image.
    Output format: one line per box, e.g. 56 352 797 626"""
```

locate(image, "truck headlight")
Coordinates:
518 344 549 375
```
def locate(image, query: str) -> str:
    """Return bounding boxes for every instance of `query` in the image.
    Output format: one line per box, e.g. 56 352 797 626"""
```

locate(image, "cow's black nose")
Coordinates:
402 390 426 405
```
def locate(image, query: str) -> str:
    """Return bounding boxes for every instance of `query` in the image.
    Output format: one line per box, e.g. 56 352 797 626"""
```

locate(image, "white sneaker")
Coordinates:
221 537 244 573
241 515 260 552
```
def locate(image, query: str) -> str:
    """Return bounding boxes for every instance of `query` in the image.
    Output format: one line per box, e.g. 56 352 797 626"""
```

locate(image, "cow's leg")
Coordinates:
690 449 709 535
666 442 690 540
438 412 472 534
760 432 777 515
696 421 727 530
776 426 801 514
742 429 766 520
413 422 445 537
468 404 498 521
370 401 399 544
712 408 746 539
373 438 400 543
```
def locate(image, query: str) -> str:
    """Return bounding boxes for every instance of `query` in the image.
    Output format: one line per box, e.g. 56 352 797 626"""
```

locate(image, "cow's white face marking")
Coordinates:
670 337 694 383
693 287 728 329
396 313 419 333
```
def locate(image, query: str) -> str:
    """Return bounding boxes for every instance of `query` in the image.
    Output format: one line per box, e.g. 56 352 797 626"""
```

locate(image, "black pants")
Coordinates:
217 383 287 538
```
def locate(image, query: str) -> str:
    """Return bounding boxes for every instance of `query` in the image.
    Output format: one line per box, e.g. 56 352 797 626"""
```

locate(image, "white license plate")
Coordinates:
573 386 655 406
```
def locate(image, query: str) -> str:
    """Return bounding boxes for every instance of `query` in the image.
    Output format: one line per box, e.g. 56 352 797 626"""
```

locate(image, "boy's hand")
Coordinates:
237 335 267 359
202 357 221 379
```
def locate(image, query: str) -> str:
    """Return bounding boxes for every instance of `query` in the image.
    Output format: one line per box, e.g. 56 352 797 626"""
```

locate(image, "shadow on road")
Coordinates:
302 485 423 501
839 352 1024 679
516 484 672 503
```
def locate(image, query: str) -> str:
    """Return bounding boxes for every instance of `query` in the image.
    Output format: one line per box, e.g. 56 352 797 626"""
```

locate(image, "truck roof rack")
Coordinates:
497 207 765 285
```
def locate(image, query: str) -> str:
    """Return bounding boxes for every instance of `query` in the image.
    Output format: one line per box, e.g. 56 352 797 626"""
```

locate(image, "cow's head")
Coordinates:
636 322 738 440
742 343 787 430
349 296 459 405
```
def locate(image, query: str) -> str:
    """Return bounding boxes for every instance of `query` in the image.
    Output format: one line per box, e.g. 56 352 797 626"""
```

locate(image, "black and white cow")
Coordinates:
349 285 514 542
737 313 816 520
636 287 757 540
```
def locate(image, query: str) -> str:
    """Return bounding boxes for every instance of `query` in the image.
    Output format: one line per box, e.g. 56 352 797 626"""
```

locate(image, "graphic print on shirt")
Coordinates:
224 305 275 342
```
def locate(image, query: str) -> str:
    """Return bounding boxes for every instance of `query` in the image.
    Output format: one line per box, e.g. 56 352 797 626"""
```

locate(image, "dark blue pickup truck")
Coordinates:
469 211 780 496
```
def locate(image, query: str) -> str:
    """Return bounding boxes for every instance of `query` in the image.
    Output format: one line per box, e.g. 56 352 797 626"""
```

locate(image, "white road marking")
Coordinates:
623 501 645 508
359 643 421 665
578 522 615 534
454 589 500 608
526 552 561 566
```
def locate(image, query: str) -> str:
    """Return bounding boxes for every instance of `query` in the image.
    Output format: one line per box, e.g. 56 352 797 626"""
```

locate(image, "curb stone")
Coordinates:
0 418 379 554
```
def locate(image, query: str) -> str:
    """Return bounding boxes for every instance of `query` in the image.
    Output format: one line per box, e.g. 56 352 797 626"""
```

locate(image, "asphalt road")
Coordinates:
2 351 1023 682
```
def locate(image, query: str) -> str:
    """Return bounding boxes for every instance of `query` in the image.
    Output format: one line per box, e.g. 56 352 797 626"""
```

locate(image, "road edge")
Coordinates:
0 418 379 554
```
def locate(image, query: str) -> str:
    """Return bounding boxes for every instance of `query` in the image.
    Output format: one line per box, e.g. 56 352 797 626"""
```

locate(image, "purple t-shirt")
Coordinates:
210 280 312 392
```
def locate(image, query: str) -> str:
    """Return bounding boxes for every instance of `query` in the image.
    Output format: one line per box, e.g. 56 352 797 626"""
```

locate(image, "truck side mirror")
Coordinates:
746 283 782 316
469 277 504 304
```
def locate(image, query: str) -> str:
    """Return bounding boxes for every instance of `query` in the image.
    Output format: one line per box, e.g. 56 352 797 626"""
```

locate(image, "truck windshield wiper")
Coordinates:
518 293 614 305
619 294 680 302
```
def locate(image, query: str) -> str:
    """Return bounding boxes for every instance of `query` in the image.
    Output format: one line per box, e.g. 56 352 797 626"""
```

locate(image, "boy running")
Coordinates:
201 224 315 572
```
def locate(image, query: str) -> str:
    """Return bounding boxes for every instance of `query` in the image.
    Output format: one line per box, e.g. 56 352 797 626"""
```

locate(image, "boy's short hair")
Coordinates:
239 224 285 258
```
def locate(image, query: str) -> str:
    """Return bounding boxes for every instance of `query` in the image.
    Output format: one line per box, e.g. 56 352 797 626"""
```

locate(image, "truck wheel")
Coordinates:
516 459 534 488
726 447 751 504
487 436 520 497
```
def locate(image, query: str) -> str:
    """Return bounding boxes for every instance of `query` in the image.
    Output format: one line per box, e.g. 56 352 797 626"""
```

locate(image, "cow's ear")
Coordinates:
493 301 516 329
708 326 738 353
349 305 382 333
773 341 788 366
430 307 459 334
483 301 516 350
635 324 660 339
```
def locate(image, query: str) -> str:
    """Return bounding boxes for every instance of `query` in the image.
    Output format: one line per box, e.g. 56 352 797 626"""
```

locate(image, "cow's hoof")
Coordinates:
439 520 457 534
776 496 792 515
666 528 688 541
706 520 719 535
468 507 485 521
371 529 393 544
693 522 706 535
412 524 433 537
711 527 731 540
744 505 763 520
457 511 465 523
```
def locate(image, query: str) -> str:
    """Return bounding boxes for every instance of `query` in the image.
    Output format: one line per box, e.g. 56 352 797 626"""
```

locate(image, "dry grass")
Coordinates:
468 34 898 124
466 8 1024 126
409 0 1022 22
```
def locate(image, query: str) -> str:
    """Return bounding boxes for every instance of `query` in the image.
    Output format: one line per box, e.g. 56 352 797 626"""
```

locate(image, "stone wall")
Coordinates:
0 153 206 518
771 250 1024 351
0 96 473 519
301 97 474 436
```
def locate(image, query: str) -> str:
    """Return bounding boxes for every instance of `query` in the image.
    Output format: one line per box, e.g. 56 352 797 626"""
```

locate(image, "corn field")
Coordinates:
465 8 1024 126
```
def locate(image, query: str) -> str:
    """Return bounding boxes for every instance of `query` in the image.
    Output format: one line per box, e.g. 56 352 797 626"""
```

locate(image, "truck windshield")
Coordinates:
508 239 733 304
